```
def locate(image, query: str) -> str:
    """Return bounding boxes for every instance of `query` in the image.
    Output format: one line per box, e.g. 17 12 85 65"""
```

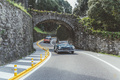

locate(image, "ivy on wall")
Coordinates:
31 9 79 18
78 17 120 40
6 0 32 17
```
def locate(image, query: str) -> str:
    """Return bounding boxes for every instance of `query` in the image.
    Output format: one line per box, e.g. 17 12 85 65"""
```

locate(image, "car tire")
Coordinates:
56 49 59 54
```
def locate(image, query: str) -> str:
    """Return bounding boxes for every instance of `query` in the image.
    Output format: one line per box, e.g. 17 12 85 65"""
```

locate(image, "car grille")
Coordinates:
61 47 73 50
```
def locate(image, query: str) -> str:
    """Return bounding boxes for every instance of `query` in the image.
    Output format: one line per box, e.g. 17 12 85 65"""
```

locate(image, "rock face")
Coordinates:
0 0 33 65
74 27 120 55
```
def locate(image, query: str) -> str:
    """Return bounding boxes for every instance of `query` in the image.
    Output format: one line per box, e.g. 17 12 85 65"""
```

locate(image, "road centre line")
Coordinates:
81 52 120 72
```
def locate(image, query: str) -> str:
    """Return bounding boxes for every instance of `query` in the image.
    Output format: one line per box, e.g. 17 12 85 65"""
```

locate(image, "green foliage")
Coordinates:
79 17 94 27
0 30 5 35
99 52 120 57
73 0 88 16
7 0 31 17
29 0 72 13
87 0 120 31
79 17 120 40
31 9 79 21
34 27 55 34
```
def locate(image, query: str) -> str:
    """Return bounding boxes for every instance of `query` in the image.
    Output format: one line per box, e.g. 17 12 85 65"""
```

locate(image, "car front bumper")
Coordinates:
57 49 74 53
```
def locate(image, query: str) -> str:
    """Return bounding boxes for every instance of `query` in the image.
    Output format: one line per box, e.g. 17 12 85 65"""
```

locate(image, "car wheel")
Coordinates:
56 49 59 54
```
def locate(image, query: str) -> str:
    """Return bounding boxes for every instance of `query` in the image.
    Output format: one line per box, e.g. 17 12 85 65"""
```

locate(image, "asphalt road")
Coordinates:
22 39 120 80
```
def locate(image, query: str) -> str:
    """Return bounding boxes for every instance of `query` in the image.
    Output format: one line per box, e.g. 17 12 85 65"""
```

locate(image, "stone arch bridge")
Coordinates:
31 10 81 41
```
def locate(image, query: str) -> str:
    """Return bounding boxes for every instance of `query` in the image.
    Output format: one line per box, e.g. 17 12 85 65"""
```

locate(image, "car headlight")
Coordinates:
72 46 75 49
58 46 61 49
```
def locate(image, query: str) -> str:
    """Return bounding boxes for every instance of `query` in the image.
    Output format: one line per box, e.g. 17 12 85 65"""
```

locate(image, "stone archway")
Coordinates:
31 11 80 43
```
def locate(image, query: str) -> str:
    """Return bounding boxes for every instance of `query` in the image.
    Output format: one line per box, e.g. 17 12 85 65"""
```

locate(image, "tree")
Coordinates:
13 0 29 9
87 0 120 31
73 0 88 16
28 0 72 13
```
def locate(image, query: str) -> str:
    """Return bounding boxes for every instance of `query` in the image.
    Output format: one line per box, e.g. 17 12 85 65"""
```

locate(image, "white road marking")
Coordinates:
25 57 44 59
0 72 13 79
50 38 56 46
5 64 31 69
19 52 52 80
81 52 120 72
29 55 43 57
17 60 40 63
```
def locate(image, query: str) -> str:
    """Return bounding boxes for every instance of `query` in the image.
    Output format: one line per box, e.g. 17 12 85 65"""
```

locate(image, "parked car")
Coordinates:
44 38 51 43
54 41 75 54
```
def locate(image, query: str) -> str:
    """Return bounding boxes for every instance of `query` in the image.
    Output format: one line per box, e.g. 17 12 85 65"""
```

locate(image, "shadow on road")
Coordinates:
49 49 79 55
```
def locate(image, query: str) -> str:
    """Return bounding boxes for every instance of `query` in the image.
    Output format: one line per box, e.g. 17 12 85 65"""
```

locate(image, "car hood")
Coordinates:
58 44 73 47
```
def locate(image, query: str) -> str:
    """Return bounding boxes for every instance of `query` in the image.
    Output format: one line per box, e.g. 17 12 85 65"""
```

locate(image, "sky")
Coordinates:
66 0 77 9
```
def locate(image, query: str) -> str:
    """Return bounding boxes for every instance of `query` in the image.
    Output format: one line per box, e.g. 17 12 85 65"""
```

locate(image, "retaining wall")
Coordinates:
0 0 33 65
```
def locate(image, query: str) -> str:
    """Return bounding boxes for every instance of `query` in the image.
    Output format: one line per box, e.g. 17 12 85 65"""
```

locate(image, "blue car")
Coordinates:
54 41 75 54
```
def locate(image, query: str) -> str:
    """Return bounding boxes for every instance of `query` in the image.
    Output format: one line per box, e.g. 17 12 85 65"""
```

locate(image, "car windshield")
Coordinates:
45 38 50 39
46 36 51 38
59 41 68 44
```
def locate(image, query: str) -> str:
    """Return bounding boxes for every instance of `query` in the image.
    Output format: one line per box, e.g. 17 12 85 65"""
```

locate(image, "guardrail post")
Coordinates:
14 65 17 76
31 58 34 66
40 54 42 61
45 52 47 57
47 49 49 56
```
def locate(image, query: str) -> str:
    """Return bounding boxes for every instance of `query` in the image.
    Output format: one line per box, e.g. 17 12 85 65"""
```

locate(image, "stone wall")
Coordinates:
0 0 33 65
33 30 47 42
74 27 120 55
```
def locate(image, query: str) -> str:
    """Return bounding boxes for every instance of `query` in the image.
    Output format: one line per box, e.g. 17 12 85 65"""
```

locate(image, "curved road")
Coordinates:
21 39 120 80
